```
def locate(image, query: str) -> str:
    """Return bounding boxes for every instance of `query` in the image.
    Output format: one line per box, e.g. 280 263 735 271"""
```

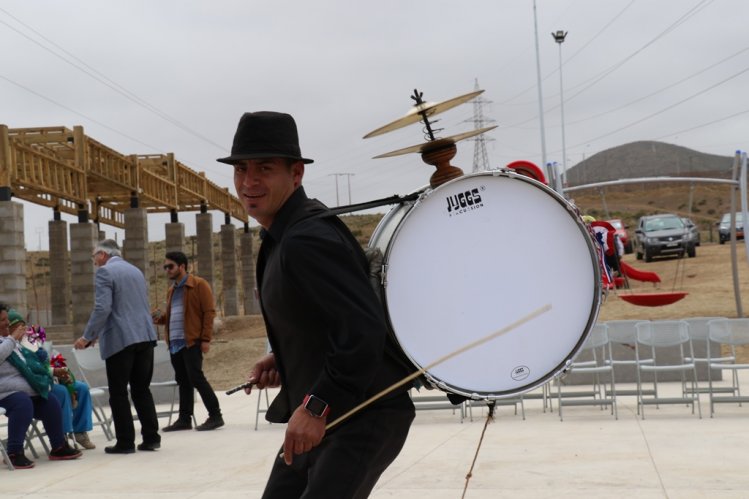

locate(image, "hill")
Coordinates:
566 140 735 185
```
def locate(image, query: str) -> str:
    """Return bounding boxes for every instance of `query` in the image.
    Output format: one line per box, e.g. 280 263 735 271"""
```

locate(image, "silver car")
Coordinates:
681 217 700 247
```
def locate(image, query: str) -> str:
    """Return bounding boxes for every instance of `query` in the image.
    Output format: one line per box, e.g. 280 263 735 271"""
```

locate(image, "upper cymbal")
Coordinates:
373 125 498 159
363 89 484 139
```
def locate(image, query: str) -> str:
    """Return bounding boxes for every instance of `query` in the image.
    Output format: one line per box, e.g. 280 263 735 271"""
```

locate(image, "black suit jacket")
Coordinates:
257 187 412 425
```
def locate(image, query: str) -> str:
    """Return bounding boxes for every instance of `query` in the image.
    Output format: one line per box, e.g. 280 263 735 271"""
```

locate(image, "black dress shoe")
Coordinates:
195 415 225 431
137 441 161 451
104 445 135 454
162 419 192 432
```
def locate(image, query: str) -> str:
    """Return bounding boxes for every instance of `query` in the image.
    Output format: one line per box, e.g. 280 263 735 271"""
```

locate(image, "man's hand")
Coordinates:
244 353 280 394
73 337 92 350
200 341 210 354
282 405 326 465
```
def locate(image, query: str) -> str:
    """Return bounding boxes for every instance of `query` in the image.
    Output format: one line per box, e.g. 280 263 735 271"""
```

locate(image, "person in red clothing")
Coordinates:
153 251 223 431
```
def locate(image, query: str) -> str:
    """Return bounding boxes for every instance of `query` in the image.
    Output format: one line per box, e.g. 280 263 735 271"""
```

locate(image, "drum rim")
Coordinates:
370 170 602 400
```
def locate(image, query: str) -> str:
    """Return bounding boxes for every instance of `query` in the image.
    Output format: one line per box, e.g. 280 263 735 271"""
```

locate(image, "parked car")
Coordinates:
607 219 632 254
634 214 695 262
718 212 744 244
681 217 701 246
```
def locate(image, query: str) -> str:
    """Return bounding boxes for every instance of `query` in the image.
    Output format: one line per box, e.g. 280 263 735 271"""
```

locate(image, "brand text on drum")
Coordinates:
446 187 483 216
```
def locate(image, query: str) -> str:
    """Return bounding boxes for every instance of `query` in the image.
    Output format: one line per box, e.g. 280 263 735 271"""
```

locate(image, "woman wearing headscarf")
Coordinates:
0 303 81 469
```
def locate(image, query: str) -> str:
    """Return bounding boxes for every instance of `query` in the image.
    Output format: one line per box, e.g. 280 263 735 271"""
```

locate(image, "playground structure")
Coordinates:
0 124 256 342
564 151 749 316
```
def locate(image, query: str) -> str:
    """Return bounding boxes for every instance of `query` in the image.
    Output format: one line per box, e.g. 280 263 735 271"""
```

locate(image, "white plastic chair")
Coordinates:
635 320 702 419
706 318 749 416
683 317 733 397
71 346 114 440
152 341 181 425
556 323 617 421
0 407 13 470
604 320 655 410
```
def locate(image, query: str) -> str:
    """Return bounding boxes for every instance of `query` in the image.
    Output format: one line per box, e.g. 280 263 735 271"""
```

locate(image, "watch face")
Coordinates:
305 395 328 417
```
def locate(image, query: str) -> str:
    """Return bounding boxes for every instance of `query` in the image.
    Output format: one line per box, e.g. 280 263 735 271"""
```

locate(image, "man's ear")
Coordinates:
292 162 305 188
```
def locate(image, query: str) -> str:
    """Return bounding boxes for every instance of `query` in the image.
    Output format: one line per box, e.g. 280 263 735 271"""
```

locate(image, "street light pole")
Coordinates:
552 29 568 194
532 0 550 187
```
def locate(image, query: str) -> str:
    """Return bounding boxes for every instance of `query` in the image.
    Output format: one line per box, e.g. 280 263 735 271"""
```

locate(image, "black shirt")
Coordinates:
257 187 412 424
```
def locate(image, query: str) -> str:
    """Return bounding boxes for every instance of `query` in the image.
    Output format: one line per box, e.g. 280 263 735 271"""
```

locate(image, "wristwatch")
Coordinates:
303 394 330 418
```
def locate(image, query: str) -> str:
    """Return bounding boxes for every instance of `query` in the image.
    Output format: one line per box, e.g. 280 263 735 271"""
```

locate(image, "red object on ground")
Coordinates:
620 261 661 283
619 292 688 307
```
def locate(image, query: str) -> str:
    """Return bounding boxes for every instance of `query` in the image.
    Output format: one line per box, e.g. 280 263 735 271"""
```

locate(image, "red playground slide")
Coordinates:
619 261 661 283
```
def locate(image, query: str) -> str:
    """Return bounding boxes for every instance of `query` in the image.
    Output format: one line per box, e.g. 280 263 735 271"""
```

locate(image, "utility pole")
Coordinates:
464 78 496 173
329 173 355 206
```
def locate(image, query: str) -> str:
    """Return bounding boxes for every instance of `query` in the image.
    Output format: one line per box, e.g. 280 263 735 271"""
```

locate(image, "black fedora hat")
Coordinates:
217 111 314 165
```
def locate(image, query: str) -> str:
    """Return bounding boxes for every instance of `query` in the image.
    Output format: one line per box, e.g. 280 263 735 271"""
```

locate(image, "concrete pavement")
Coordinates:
3 375 749 498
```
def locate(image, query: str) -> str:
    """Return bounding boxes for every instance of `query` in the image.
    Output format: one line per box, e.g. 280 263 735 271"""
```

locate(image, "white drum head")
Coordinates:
378 171 600 398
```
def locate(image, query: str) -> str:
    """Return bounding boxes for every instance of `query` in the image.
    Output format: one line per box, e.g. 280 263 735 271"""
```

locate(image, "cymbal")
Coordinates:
373 126 497 159
363 89 484 139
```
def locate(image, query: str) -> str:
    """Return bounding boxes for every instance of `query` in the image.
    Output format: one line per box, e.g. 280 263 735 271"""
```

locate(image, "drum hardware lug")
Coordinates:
381 263 388 287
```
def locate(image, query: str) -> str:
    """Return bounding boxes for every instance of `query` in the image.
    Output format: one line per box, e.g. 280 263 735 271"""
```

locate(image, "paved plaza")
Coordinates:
3 375 749 498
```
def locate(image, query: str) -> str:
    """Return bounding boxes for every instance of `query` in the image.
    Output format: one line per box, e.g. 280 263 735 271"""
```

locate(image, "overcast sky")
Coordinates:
2 0 747 250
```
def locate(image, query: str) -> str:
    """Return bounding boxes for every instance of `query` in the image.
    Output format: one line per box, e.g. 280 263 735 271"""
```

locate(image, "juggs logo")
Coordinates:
445 187 484 217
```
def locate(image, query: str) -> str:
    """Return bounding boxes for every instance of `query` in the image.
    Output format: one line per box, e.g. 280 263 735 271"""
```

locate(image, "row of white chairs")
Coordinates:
556 318 749 420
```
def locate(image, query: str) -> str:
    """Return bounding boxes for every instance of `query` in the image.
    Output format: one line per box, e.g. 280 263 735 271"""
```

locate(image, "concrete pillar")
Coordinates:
196 212 214 288
48 219 71 325
70 222 97 335
123 207 148 275
240 228 260 314
220 224 239 316
165 222 185 254
0 201 26 312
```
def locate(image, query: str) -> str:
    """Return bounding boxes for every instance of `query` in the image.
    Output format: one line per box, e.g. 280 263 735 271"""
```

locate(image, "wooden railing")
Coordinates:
0 125 246 226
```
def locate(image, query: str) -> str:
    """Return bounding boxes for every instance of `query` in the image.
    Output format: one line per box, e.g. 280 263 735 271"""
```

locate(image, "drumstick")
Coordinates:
325 303 551 431
225 380 257 395
277 303 551 459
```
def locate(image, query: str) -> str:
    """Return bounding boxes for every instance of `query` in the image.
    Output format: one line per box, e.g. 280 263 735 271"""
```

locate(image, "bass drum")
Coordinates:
369 170 601 399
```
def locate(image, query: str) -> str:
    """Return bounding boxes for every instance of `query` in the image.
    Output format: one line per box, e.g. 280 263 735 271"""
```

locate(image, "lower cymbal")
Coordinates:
373 126 497 159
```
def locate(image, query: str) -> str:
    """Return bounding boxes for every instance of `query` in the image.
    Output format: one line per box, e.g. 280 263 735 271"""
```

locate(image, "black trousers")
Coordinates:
262 392 414 499
170 344 221 420
105 341 160 447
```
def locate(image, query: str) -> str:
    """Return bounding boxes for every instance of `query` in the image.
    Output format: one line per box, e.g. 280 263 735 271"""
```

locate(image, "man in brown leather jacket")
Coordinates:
154 251 223 431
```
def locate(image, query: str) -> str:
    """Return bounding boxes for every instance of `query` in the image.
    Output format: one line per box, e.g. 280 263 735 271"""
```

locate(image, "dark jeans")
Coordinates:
0 392 65 454
262 392 415 499
105 341 160 448
170 344 221 420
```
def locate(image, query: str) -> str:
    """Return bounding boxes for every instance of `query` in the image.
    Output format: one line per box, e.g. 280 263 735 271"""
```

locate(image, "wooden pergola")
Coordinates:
0 124 246 227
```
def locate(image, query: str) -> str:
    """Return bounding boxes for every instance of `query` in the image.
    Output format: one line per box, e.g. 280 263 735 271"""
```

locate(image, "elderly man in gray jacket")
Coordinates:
74 239 160 454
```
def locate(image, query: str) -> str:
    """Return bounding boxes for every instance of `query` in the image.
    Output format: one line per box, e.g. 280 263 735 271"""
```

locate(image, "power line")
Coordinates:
0 7 225 150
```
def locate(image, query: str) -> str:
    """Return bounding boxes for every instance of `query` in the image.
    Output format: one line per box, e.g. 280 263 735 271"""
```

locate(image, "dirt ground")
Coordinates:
202 241 749 389
203 315 268 391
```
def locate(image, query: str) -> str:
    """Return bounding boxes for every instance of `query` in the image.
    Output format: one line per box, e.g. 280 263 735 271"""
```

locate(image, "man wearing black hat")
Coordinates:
220 111 415 498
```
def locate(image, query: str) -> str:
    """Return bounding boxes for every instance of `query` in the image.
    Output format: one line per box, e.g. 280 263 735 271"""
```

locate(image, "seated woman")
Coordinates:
49 380 96 449
0 304 81 469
